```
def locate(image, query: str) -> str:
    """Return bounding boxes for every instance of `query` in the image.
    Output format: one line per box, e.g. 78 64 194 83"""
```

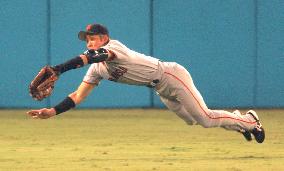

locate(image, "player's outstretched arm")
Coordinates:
27 82 96 119
29 49 113 101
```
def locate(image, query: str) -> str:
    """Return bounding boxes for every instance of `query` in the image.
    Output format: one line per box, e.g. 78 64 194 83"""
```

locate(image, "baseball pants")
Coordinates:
155 62 257 131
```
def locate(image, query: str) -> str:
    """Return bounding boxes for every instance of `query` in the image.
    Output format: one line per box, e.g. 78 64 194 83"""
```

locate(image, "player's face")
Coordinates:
86 35 108 50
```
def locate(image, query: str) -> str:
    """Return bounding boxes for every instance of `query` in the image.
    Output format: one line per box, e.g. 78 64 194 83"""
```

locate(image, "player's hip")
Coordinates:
154 62 192 98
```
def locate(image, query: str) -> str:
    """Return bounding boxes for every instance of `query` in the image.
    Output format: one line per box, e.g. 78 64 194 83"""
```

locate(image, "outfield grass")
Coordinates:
0 109 283 171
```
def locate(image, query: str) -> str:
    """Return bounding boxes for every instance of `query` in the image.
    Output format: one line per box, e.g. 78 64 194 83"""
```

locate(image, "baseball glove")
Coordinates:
29 66 59 101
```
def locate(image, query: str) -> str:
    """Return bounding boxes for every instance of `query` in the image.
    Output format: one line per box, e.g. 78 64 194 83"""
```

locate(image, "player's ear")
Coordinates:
102 35 109 43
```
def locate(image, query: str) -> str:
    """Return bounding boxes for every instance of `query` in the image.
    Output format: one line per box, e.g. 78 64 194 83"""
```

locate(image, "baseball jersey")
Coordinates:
83 39 161 86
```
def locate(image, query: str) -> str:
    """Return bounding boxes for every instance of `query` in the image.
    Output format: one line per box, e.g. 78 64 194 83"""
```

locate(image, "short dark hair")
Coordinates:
78 23 109 41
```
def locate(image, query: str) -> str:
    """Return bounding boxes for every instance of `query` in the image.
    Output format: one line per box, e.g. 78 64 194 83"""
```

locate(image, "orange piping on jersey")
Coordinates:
164 72 257 124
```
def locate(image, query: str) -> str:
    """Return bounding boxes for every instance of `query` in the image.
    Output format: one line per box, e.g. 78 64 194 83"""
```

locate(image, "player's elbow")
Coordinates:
69 91 85 105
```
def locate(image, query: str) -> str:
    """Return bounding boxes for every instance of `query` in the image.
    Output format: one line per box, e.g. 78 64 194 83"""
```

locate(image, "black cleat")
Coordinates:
247 110 265 143
251 125 265 143
239 129 252 141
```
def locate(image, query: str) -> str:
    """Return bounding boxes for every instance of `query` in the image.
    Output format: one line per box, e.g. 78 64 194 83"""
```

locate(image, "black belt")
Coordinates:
147 79 160 88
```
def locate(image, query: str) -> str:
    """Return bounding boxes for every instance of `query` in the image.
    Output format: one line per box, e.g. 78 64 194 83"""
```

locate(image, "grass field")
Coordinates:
0 109 283 171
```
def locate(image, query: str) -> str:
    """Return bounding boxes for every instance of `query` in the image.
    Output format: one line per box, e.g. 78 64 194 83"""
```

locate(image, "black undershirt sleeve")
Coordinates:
52 48 109 74
53 56 84 74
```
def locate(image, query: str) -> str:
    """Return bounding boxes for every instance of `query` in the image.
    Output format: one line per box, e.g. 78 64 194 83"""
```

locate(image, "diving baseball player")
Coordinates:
27 23 265 143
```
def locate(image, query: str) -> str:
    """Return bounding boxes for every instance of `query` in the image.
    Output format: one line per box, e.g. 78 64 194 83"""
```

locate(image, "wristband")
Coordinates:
54 96 76 115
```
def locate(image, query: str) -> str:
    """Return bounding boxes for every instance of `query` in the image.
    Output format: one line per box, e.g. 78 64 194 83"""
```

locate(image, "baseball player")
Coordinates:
27 23 265 143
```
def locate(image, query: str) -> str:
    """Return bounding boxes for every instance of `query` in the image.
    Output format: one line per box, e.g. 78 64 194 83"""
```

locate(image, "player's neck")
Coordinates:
102 38 110 46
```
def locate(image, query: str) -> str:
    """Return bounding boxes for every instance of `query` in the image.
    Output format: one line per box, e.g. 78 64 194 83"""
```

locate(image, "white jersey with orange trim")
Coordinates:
83 39 259 133
83 39 161 86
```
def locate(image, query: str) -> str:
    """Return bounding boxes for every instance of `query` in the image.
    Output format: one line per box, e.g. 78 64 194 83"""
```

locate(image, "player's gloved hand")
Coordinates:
27 108 56 119
29 66 59 101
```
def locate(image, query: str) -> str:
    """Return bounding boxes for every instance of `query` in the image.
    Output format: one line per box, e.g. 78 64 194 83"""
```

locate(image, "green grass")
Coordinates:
0 109 283 171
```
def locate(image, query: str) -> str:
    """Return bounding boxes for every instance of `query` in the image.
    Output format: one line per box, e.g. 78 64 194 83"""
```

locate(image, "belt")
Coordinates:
147 79 160 88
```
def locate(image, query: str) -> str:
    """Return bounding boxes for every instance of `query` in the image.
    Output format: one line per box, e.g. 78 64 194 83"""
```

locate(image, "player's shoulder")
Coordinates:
109 39 122 44
105 39 127 49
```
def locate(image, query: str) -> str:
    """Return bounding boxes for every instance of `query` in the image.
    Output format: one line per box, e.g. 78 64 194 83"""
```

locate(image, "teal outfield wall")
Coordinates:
0 0 283 108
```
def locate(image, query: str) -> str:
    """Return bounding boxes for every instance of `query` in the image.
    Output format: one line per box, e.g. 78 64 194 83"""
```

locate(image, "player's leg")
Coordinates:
164 63 260 131
177 68 264 142
177 76 257 130
175 72 264 142
160 93 253 141
159 95 197 125
181 69 265 142
160 94 242 130
156 62 264 142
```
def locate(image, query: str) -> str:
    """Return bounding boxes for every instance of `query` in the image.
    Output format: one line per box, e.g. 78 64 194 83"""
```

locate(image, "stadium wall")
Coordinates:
0 0 283 108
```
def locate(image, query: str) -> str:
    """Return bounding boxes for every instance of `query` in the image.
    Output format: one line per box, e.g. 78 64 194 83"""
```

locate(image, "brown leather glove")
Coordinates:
29 66 59 101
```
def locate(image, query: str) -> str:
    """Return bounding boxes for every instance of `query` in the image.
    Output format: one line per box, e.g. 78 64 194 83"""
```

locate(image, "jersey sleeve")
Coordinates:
83 64 103 85
102 40 129 60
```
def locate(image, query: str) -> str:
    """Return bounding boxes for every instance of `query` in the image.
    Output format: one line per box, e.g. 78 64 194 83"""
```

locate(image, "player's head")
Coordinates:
78 23 109 50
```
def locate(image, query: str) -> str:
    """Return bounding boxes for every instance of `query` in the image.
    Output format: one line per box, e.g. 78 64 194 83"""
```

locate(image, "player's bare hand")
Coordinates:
27 108 56 119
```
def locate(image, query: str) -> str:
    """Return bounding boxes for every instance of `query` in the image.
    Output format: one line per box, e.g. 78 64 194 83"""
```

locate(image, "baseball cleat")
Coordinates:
238 129 252 141
246 110 265 143
233 110 252 141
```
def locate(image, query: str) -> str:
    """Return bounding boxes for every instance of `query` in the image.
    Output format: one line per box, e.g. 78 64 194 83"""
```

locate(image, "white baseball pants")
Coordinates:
155 62 257 131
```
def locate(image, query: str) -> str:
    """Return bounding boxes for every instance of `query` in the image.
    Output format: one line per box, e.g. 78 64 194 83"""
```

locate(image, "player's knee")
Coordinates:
194 110 214 128
198 119 212 128
200 123 211 128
